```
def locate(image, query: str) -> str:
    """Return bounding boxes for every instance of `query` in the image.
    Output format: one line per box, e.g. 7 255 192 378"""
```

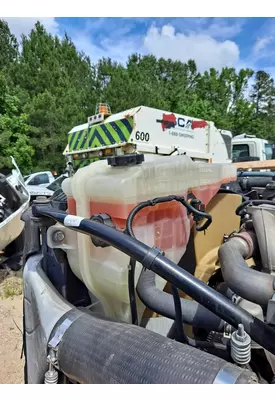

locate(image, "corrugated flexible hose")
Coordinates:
52 311 258 384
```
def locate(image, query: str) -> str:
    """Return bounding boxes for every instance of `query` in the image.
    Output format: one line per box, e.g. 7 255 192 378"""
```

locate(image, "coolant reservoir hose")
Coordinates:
137 267 225 332
32 206 275 356
125 194 212 325
125 195 212 238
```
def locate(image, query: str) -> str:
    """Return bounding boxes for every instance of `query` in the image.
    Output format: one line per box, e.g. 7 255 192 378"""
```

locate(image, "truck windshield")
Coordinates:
264 144 275 160
47 175 66 191
232 144 250 159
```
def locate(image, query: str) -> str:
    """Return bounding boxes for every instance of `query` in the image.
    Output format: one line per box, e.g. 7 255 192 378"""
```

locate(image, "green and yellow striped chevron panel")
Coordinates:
73 158 99 171
68 117 134 152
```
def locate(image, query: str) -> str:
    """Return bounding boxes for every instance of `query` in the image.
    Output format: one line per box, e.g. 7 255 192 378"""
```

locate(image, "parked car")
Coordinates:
24 171 55 187
26 174 67 202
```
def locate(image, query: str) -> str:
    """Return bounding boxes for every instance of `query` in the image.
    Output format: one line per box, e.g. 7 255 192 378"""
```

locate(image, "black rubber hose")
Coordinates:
237 171 275 177
148 253 275 355
240 177 273 190
56 311 257 384
125 193 212 325
236 200 275 216
125 194 211 326
218 237 275 306
137 268 224 331
128 258 138 325
32 206 275 355
171 285 227 351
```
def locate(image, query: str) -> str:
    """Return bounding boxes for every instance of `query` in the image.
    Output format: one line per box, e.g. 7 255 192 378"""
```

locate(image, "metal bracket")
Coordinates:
223 323 232 339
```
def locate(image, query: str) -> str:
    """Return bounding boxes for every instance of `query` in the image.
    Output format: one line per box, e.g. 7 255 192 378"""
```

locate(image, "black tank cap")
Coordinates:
107 153 145 167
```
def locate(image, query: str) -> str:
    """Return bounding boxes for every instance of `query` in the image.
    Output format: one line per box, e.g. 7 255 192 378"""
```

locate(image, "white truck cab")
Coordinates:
24 171 55 187
232 134 275 162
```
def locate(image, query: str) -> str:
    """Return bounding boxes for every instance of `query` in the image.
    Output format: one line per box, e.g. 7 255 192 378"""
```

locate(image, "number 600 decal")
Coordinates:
135 131 150 142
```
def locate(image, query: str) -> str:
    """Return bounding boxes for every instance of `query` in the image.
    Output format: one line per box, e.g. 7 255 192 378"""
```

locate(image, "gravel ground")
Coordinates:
0 271 24 384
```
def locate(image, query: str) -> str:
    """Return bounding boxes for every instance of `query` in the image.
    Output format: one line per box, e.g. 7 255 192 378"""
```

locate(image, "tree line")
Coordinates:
0 19 275 174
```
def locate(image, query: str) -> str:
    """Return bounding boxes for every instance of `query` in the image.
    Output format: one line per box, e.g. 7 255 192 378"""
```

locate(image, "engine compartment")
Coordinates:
21 155 275 384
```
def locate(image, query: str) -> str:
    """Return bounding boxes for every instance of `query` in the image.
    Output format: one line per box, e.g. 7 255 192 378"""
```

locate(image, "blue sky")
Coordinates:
4 17 275 76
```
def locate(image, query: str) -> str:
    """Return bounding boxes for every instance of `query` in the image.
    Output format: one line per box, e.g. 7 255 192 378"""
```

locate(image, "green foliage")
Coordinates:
9 22 97 172
1 18 275 174
0 20 18 71
0 72 34 173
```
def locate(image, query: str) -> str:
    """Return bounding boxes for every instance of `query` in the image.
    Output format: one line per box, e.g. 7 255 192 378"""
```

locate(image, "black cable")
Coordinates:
125 218 139 325
171 285 187 343
236 199 275 216
125 195 212 238
171 285 227 351
32 205 275 356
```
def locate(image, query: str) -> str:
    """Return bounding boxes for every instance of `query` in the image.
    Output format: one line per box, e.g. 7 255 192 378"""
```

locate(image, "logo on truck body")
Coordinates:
156 113 208 131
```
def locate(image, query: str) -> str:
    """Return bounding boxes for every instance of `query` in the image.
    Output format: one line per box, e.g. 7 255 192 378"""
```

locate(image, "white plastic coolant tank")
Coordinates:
62 154 236 323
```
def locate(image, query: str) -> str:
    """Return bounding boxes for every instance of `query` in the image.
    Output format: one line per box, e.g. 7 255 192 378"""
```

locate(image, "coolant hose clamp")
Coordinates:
47 309 82 369
142 246 164 270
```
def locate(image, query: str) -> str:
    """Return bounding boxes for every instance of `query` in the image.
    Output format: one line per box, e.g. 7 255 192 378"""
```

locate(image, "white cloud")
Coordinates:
251 18 275 61
3 17 59 39
73 34 142 64
72 35 105 61
253 36 273 55
73 22 242 70
202 18 245 39
143 25 240 71
164 17 245 39
1 18 245 72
